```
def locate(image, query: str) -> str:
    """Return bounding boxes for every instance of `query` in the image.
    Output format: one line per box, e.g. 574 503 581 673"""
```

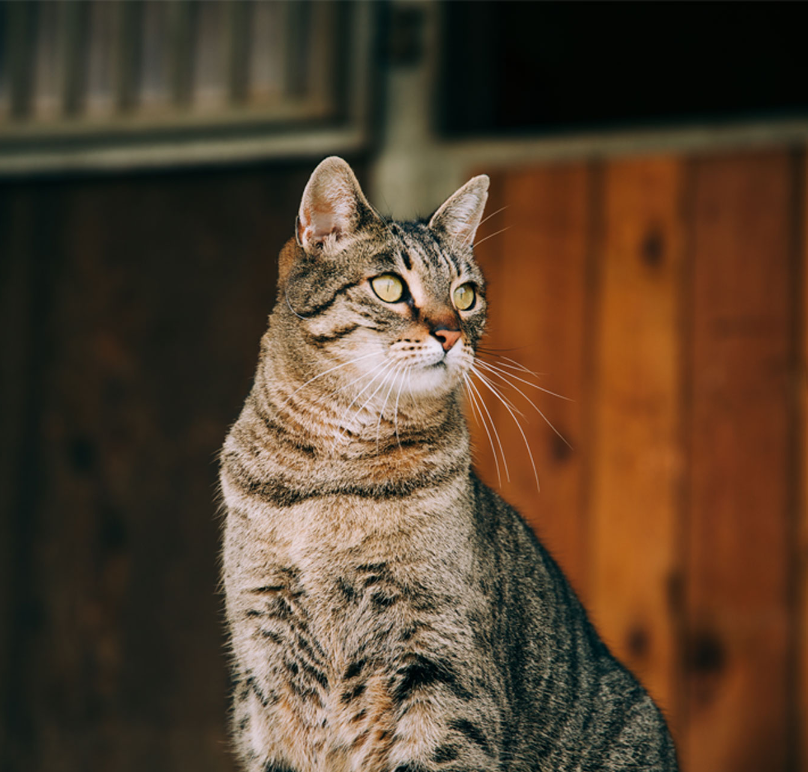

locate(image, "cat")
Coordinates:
219 157 678 772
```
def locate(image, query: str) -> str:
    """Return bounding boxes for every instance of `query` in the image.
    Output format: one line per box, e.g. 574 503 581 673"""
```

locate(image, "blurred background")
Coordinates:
1 2 807 771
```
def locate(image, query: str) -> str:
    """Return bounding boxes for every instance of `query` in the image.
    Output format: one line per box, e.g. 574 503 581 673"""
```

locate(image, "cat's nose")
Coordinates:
433 327 461 352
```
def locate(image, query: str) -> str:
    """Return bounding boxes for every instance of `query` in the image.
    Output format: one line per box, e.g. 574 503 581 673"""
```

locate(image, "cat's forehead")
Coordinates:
383 220 480 282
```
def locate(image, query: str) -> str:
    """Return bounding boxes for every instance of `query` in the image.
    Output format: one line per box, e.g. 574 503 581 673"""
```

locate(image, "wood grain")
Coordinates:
0 163 327 772
684 150 793 772
589 157 685 722
801 150 808 772
471 164 591 597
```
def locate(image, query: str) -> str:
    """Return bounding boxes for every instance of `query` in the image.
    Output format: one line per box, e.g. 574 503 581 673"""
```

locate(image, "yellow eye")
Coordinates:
453 283 476 311
371 274 405 303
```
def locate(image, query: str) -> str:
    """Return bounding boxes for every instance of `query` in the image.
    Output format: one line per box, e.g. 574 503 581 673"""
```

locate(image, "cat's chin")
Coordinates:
402 362 465 401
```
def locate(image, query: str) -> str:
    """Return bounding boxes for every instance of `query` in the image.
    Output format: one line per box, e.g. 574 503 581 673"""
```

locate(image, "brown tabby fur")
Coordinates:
220 157 678 772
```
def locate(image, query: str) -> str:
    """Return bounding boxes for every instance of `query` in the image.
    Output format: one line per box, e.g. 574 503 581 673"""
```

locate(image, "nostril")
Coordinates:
433 328 461 352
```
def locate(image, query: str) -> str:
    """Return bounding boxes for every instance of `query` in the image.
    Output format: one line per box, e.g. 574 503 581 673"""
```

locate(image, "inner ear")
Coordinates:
297 157 379 254
429 175 490 248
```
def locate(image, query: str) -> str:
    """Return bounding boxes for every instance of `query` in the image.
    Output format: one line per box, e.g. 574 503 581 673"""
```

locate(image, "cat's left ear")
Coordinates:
297 156 380 255
429 175 490 248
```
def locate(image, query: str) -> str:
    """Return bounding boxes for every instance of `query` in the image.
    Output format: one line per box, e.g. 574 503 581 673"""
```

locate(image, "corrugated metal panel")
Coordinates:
0 0 375 174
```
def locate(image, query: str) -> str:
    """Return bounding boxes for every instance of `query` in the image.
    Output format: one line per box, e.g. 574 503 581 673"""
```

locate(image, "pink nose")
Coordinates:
433 328 461 351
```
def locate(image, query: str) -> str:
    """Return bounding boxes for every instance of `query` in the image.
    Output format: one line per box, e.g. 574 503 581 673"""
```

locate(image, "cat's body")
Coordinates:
220 158 678 772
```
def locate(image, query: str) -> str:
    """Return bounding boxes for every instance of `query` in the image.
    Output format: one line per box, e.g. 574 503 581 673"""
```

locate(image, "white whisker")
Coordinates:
393 365 410 450
494 354 541 377
329 357 388 399
464 375 501 487
281 351 379 407
471 367 524 417
462 205 510 249
466 374 509 485
472 369 540 493
333 360 396 447
476 359 572 402
472 226 512 250
376 363 405 450
473 205 510 235
475 361 572 451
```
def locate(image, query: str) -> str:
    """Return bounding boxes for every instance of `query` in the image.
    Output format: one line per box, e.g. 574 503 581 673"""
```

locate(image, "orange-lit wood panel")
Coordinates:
472 164 591 597
684 151 793 772
469 148 805 772
589 157 684 724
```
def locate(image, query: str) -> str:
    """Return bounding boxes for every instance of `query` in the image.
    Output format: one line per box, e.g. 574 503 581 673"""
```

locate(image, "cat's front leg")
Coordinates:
333 645 504 772
385 705 504 772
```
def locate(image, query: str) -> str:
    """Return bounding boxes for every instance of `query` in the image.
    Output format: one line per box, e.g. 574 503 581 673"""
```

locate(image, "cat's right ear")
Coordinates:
296 157 379 255
428 174 490 248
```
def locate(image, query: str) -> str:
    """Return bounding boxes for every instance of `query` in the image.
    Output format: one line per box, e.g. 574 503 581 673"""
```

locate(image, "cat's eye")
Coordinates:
453 283 476 311
371 274 405 303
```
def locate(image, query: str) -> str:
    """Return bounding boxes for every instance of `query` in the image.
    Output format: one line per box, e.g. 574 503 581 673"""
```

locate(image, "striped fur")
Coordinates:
220 157 678 772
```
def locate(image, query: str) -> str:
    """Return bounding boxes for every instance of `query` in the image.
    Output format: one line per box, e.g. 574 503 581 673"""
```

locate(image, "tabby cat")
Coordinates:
220 157 678 772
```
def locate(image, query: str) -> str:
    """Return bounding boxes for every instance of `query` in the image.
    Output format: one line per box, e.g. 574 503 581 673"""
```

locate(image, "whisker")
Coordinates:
281 351 379 407
477 353 542 377
476 345 534 355
464 375 483 427
466 374 509 485
356 362 399 416
475 362 572 451
497 354 540 373
472 225 512 250
393 364 411 450
470 205 510 239
464 374 501 488
472 370 540 493
333 360 396 446
376 363 405 450
476 359 572 402
471 366 524 417
329 357 389 399
453 205 510 252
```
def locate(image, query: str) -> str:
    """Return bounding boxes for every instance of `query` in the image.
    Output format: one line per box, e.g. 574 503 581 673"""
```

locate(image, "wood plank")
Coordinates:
589 157 684 722
685 150 793 772
801 150 808 772
0 162 324 772
471 163 591 597
0 188 41 770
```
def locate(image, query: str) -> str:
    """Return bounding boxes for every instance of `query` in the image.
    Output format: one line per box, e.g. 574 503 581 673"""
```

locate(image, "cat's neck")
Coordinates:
221 341 472 506
241 334 471 471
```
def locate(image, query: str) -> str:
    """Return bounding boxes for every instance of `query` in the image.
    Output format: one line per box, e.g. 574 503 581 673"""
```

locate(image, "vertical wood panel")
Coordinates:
0 162 326 772
801 151 808 772
589 157 684 719
685 150 793 772
472 164 591 596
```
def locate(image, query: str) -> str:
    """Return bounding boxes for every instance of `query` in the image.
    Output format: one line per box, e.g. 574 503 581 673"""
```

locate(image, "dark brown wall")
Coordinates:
0 161 360 772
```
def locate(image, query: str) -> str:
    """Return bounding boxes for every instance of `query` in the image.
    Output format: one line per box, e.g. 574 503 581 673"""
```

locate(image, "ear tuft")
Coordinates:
428 175 490 248
297 156 377 254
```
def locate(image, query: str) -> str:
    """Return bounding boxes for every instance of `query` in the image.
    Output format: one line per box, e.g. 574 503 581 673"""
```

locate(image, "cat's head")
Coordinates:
276 157 489 406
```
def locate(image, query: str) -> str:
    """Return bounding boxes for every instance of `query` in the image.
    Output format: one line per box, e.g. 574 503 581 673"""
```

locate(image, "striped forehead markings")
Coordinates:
399 230 459 279
390 227 468 312
427 227 461 276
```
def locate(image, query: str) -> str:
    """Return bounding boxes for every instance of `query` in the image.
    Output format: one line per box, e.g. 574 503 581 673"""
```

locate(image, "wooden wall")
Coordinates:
472 148 807 772
1 147 806 772
0 162 329 772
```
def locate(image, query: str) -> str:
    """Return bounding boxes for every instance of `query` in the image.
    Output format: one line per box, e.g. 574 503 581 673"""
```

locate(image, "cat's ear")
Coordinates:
428 175 490 248
296 156 379 255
